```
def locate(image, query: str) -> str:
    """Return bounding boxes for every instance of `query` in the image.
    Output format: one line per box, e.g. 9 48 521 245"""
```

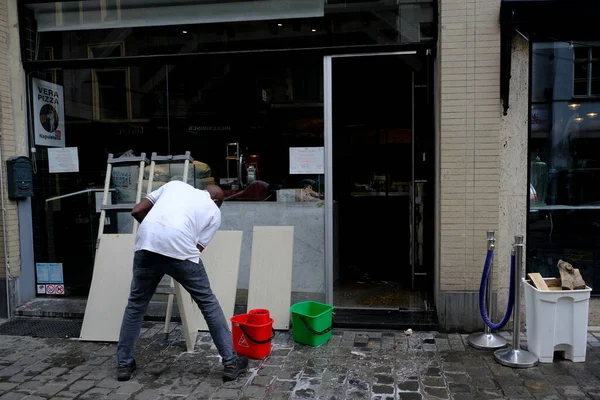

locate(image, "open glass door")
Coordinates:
325 52 434 311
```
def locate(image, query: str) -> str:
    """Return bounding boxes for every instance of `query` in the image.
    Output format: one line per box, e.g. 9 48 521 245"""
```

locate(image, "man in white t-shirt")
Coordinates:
116 181 248 382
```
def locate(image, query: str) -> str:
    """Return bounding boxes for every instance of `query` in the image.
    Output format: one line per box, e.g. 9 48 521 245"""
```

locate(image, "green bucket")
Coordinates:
290 301 334 347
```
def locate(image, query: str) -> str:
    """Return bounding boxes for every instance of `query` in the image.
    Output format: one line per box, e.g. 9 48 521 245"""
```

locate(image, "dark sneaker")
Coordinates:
223 356 248 382
117 360 136 382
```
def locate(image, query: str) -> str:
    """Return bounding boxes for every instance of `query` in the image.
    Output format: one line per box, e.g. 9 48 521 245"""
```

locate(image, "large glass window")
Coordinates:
21 0 433 304
31 64 169 296
31 55 325 299
528 41 600 293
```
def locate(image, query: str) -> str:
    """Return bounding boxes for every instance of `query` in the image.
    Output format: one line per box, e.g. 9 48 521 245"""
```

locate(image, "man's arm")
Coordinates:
196 212 221 253
132 182 168 223
131 198 154 223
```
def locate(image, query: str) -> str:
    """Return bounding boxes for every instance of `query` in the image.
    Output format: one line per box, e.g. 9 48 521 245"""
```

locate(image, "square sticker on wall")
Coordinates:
55 285 65 295
37 285 46 294
45 285 56 295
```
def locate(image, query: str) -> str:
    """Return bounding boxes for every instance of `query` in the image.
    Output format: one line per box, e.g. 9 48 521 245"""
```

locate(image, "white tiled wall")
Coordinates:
439 0 502 293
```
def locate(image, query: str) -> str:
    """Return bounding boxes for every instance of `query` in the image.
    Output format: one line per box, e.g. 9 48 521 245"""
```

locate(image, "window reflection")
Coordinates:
528 41 600 293
27 1 434 61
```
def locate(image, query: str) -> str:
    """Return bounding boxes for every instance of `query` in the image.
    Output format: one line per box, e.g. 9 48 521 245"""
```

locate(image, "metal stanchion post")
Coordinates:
494 235 538 368
468 231 507 350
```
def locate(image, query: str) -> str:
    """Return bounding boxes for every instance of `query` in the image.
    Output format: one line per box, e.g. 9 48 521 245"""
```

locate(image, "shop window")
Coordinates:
30 59 324 299
529 41 600 294
88 43 132 121
573 46 600 97
31 65 169 297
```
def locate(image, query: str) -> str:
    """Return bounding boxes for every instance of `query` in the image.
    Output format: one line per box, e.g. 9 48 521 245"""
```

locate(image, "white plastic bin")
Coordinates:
523 278 591 363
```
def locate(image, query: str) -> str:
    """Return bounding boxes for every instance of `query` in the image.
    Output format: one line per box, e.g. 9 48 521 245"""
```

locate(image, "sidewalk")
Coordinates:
0 321 599 399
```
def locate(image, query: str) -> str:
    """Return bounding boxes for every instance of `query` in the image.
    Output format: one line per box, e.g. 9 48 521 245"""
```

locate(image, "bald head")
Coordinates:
205 184 224 208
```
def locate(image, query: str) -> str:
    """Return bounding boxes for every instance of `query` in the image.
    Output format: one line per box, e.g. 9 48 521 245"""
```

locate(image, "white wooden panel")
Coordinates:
80 234 135 342
80 230 243 348
174 281 201 352
197 231 243 331
247 226 294 330
170 231 243 351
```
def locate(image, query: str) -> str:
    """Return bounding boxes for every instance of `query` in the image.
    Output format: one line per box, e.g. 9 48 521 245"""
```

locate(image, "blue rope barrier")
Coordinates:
479 249 515 330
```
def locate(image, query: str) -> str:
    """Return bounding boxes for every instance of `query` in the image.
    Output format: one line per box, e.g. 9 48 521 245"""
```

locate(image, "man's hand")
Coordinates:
197 244 205 253
131 199 154 223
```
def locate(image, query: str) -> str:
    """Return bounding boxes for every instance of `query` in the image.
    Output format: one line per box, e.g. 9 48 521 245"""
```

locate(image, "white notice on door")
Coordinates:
48 147 79 173
289 147 324 174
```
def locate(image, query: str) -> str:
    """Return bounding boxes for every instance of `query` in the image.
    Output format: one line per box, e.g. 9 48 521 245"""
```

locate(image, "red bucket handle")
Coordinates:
239 325 275 345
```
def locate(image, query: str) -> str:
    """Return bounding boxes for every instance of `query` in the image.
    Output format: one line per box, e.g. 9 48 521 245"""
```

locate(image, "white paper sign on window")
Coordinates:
289 147 324 175
32 78 66 147
48 147 79 173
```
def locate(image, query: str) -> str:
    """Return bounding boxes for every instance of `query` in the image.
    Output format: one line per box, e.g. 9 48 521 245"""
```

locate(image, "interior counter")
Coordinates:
219 202 325 295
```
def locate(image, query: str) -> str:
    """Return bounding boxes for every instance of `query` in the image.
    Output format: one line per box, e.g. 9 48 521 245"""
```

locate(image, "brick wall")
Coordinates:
0 0 22 281
439 0 502 293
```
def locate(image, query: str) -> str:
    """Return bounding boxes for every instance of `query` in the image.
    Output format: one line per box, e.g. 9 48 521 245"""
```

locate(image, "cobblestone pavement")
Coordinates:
1 322 600 399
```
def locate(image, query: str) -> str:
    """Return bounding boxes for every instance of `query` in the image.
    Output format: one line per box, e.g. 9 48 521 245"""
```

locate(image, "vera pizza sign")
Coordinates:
32 78 66 147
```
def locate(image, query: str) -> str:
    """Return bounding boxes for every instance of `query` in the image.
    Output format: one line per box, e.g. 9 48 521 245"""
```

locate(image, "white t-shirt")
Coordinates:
134 180 221 263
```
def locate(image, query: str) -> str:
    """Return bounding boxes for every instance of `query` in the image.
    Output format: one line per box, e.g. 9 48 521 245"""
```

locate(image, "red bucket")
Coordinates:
248 309 270 325
231 314 274 359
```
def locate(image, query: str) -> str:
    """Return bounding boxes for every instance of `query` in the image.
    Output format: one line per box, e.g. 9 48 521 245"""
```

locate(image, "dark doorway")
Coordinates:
332 53 433 310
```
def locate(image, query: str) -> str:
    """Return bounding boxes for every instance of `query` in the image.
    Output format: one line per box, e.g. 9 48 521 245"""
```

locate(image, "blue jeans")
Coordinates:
117 250 237 367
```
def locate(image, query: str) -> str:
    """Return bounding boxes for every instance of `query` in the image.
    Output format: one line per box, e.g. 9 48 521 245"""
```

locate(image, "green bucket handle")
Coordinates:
299 315 332 336
238 324 275 345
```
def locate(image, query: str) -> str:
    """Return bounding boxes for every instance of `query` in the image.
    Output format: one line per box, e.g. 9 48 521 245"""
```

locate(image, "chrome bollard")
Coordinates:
494 235 538 368
468 231 508 350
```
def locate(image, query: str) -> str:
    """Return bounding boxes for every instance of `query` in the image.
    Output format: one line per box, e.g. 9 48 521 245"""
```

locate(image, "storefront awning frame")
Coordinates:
22 42 435 71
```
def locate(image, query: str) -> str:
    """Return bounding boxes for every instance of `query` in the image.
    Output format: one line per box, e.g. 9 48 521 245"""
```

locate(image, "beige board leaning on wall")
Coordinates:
247 226 295 330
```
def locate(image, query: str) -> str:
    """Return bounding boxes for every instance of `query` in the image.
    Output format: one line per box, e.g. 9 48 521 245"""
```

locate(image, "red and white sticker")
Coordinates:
238 334 249 348
45 284 56 295
55 284 65 295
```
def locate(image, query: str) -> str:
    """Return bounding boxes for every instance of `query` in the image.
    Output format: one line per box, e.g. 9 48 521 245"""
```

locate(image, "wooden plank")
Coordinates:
81 230 243 349
197 231 243 331
174 281 200 352
528 273 549 291
169 231 243 351
545 278 561 288
80 234 135 342
247 226 294 330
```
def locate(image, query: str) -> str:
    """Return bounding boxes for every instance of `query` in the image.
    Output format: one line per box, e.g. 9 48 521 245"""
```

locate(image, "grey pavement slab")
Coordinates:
0 323 598 399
